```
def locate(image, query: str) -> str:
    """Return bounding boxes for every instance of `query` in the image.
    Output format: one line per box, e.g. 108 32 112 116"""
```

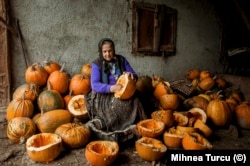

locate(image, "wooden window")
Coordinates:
132 2 177 56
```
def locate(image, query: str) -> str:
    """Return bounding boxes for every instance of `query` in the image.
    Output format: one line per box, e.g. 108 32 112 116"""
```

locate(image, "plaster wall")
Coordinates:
9 0 223 90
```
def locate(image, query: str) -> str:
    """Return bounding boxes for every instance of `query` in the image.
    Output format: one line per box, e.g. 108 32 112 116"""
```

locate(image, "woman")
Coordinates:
85 38 147 133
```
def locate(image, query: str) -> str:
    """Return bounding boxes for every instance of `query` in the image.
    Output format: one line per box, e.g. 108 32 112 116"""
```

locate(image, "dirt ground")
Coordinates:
0 110 250 166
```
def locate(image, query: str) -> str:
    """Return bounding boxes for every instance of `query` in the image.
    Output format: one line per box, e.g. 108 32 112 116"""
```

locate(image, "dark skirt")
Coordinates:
85 91 147 132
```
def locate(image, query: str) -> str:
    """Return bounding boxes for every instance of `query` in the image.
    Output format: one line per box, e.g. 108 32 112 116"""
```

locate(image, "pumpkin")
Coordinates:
182 132 213 150
85 140 119 166
135 137 167 161
215 77 227 89
67 95 88 120
43 59 61 74
225 97 238 112
136 119 165 138
114 73 137 100
47 62 70 94
55 123 91 149
12 83 39 102
173 112 188 126
136 75 154 96
159 93 180 110
6 95 34 121
36 109 73 133
63 89 74 110
206 99 232 127
80 63 92 78
198 93 211 102
183 96 209 111
198 77 215 91
176 125 199 134
26 133 63 163
234 103 250 129
199 70 212 80
194 119 213 137
230 90 245 103
25 63 48 87
69 74 91 95
151 109 174 128
37 83 64 113
186 69 200 80
163 127 184 149
186 107 207 126
153 81 172 100
7 117 36 144
191 78 200 88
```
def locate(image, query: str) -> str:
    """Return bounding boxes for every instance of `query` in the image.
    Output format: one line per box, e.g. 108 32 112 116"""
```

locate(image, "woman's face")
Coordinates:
102 43 114 61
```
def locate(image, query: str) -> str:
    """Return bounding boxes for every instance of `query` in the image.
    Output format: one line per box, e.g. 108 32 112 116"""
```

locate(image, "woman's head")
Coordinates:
98 38 115 61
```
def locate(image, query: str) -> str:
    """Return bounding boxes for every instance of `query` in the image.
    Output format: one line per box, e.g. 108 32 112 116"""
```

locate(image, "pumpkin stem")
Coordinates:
19 136 26 144
60 62 66 72
47 81 52 90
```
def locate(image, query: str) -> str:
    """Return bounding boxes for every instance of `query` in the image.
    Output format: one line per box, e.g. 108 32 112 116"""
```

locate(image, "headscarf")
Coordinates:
93 38 125 83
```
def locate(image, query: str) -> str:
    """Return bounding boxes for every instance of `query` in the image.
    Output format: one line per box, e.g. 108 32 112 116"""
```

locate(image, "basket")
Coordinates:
170 79 194 97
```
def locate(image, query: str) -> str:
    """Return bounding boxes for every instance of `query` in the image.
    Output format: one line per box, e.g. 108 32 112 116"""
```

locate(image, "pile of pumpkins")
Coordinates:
4 59 250 165
134 68 250 162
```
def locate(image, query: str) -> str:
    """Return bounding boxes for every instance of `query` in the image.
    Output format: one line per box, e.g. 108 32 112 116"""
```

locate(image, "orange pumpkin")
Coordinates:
206 99 232 127
55 123 91 149
183 95 209 111
159 93 180 110
193 119 213 137
63 89 74 110
182 132 213 150
135 137 167 161
37 83 65 113
186 69 200 80
151 109 174 128
25 63 48 87
215 77 227 89
153 81 172 100
173 112 189 126
198 77 215 91
6 95 34 121
136 75 154 96
69 74 91 95
199 70 212 80
43 60 61 74
47 63 70 94
163 127 184 149
26 133 63 163
85 140 119 166
67 95 88 120
114 73 137 100
234 103 250 129
12 83 40 102
80 63 92 78
7 117 36 144
137 119 165 138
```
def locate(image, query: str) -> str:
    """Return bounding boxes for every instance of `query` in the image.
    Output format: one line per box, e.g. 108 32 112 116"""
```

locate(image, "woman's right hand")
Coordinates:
110 84 123 93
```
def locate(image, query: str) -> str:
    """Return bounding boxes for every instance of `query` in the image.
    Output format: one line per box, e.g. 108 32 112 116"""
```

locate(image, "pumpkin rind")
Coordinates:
137 119 165 138
114 73 137 100
159 94 180 110
67 95 88 120
36 109 73 133
80 63 92 78
69 74 91 95
55 123 91 149
43 60 61 74
85 140 119 166
135 137 167 161
151 109 174 128
26 133 62 163
6 97 34 121
182 132 213 150
163 128 184 149
7 117 36 144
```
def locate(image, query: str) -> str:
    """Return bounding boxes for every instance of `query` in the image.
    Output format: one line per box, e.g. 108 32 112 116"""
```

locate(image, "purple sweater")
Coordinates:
91 58 137 93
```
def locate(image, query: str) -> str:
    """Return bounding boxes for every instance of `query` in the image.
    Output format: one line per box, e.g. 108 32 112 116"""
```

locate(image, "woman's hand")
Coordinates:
110 84 123 93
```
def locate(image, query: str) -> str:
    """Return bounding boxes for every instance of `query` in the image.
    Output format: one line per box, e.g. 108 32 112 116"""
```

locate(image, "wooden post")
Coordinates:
0 0 10 110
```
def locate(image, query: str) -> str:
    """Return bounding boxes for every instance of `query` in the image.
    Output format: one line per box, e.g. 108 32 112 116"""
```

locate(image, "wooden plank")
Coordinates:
0 0 10 109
